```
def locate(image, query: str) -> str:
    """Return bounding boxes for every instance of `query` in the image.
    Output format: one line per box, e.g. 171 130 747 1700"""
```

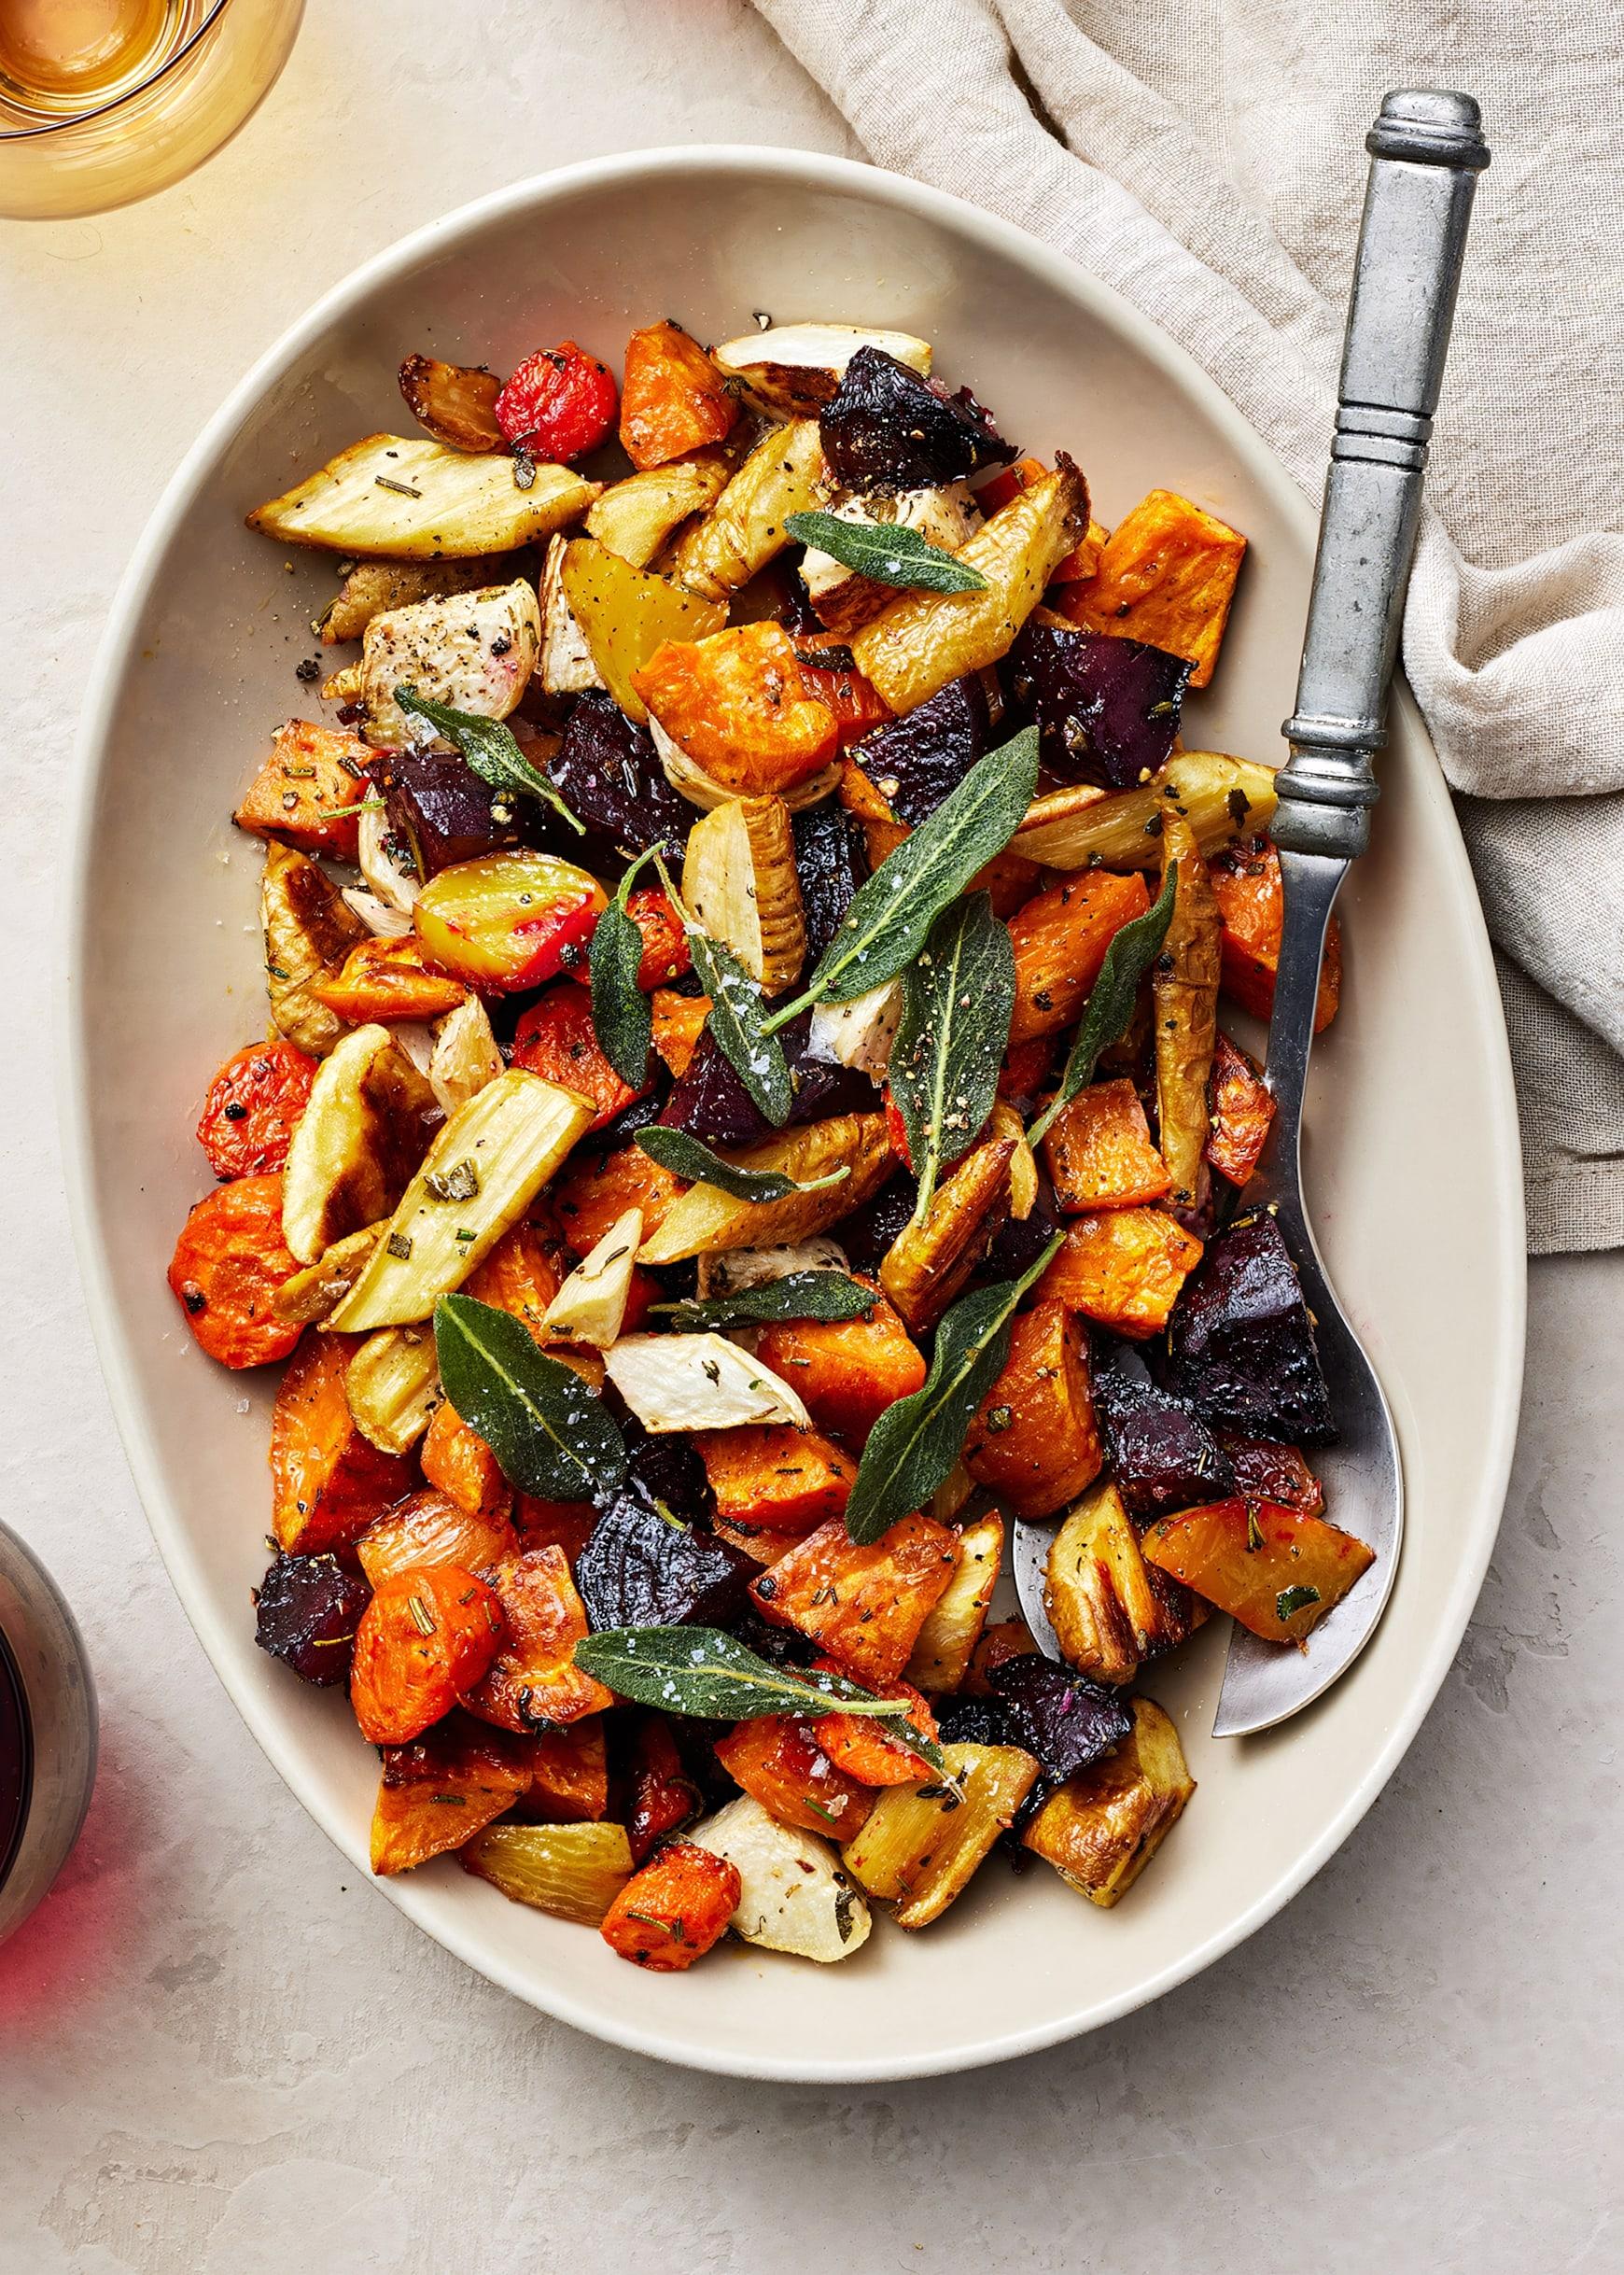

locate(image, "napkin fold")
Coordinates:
751 0 1624 1253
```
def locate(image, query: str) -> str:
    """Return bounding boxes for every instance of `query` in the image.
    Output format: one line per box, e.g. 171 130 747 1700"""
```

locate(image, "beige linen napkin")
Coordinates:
750 0 1624 1253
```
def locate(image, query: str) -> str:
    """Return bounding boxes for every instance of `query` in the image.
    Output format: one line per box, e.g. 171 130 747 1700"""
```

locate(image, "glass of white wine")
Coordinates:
0 0 303 219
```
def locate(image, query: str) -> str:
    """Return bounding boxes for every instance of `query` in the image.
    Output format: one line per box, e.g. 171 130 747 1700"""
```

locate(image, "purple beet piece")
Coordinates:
576 1489 755 1631
934 1695 1016 1748
1214 1429 1324 1513
792 802 869 965
253 1553 371 1688
728 1608 819 1670
819 347 1015 492
1005 620 1191 791
1092 1341 1236 1521
981 1168 1062 1282
658 1016 877 1148
987 1654 1133 1781
837 1170 917 1273
1164 1213 1337 1446
378 749 524 878
549 690 693 859
621 1414 714 1526
853 673 990 826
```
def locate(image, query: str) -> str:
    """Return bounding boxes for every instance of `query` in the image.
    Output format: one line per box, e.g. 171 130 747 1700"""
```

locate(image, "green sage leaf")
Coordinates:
651 1271 878 1333
1026 865 1178 1148
394 684 583 835
589 847 660 1088
637 1125 848 1203
688 931 793 1125
786 510 989 595
433 1294 626 1501
844 1231 1065 1545
889 892 1015 1222
1275 1584 1323 1623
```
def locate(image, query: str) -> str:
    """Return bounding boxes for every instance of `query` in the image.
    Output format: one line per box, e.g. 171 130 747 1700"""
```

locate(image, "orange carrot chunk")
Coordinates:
232 718 374 860
1210 836 1341 1032
1008 871 1152 1044
1207 1032 1277 1187
812 1664 938 1788
619 321 737 470
1042 1077 1172 1213
350 1566 505 1745
713 1716 875 1840
601 1840 741 1971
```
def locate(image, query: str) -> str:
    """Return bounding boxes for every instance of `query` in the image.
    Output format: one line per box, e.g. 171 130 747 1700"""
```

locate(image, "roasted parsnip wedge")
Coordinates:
842 1742 1039 1928
1020 1698 1194 1906
673 418 829 601
462 1821 635 1926
316 556 512 644
540 1207 642 1348
281 1021 440 1263
539 534 605 696
851 463 1087 714
272 1222 386 1325
1153 807 1221 1213
427 996 503 1116
711 323 931 416
904 1512 1004 1692
359 579 540 744
880 1134 1015 1334
246 434 595 559
261 841 369 1057
1045 1481 1206 1687
1014 752 1278 870
329 1070 595 1330
693 1235 849 1300
344 1324 441 1455
603 1333 812 1432
680 796 806 994
357 807 422 920
689 1797 871 1961
585 455 731 569
637 1114 892 1265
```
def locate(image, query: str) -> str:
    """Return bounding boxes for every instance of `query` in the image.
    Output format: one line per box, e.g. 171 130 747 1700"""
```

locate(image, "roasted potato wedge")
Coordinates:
260 840 369 1057
397 353 504 453
637 1113 892 1265
280 1020 440 1263
586 455 731 569
680 795 806 993
1045 1480 1205 1686
1013 751 1278 870
1153 807 1221 1214
710 323 931 416
903 1512 1004 1692
358 578 540 745
246 433 595 559
880 1133 1015 1333
841 1742 1040 1928
1059 488 1246 687
1020 1698 1194 1906
316 555 514 645
672 417 829 601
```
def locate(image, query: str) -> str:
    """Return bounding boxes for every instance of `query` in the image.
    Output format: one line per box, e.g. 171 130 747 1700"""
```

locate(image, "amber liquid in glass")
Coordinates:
0 1631 30 1891
0 0 189 115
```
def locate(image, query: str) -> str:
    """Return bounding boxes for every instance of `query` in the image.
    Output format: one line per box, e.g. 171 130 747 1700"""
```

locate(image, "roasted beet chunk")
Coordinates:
792 802 869 965
659 1015 876 1147
576 1488 755 1630
1004 620 1191 791
621 1415 715 1525
549 691 693 859
933 1695 1016 1748
987 1654 1133 1779
819 346 1015 492
1215 1429 1324 1514
728 1608 819 1670
837 1169 917 1273
1092 1340 1236 1521
981 1168 1063 1282
855 673 990 826
1165 1213 1337 1445
254 1553 371 1687
378 749 523 878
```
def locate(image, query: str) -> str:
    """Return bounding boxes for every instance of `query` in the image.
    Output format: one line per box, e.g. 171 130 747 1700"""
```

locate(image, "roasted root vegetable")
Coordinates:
604 1334 811 1433
586 455 732 569
624 1717 700 1861
462 1217 568 1343
975 456 1105 578
260 841 368 1058
511 982 648 1130
1020 1698 1194 1906
348 1564 504 1745
1210 836 1342 1031
850 463 1087 715
636 621 839 800
802 482 981 636
1012 751 1278 872
651 989 711 1077
962 1302 1103 1520
600 1840 742 1972
168 1174 304 1369
689 1796 871 1960
814 1670 938 1787
343 1324 441 1454
637 1114 891 1266
1036 1208 1204 1340
305 936 467 1024
555 1139 689 1259
195 1040 315 1182
370 1715 529 1875
1006 618 1189 791
280 1021 440 1264
711 322 931 415
1090 1346 1235 1521
246 433 595 558
539 1207 642 1348
1152 809 1221 1214
233 719 374 860
1207 1032 1276 1186
460 1546 614 1731
1008 870 1152 1044
463 1820 634 1925
1218 1431 1324 1515
329 1071 595 1330
620 321 737 470
1142 1498 1373 1643
357 1486 513 1587
419 1397 511 1521
1041 1078 1172 1214
749 1511 958 1686
253 1552 371 1687
712 1717 874 1841
751 1280 924 1450
904 1513 1003 1692
517 1720 610 1826
358 578 540 745
269 1330 413 1552
398 353 505 451
1162 1212 1335 1443
1044 1481 1204 1686
842 1742 1039 1928
680 794 807 993
695 1424 858 1536
672 418 827 601
880 1133 1015 1333
560 537 727 725
413 850 606 994
315 556 511 644
1057 488 1246 688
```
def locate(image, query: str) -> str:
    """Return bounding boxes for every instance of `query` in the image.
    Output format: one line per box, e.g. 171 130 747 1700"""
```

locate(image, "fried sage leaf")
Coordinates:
844 1232 1064 1545
433 1293 625 1500
589 847 660 1088
637 1126 848 1204
1026 864 1178 1148
651 1270 877 1333
785 509 989 595
394 683 582 835
656 853 794 1127
770 726 1039 1015
889 891 1015 1221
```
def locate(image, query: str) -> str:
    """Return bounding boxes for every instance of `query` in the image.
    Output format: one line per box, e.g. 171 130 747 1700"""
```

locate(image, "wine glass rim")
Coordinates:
0 0 234 142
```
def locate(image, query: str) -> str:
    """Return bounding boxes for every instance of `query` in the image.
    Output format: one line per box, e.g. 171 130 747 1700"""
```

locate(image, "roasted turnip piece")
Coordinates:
378 748 523 878
819 346 1015 492
851 672 990 826
1005 619 1191 792
987 1653 1134 1781
547 690 693 859
1091 1341 1235 1520
791 803 868 965
253 1552 371 1687
576 1489 756 1631
1163 1212 1337 1445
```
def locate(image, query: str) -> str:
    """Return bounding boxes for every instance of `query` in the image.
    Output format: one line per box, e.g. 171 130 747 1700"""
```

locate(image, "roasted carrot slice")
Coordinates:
1210 836 1340 1031
752 1278 925 1451
963 1302 1103 1519
812 1664 938 1788
511 980 651 1131
306 936 467 1022
169 1173 305 1369
462 1217 569 1341
1057 488 1246 686
600 1840 741 1971
1207 1032 1277 1187
350 1566 505 1746
694 1423 858 1536
371 1712 530 1875
195 1040 316 1182
357 1489 514 1590
625 887 692 989
1041 1077 1172 1213
633 622 838 797
513 1494 600 1565
625 1716 702 1861
270 1332 414 1553
651 989 711 1077
712 1715 874 1840
511 1718 610 1824
553 1142 688 1258
420 1399 512 1521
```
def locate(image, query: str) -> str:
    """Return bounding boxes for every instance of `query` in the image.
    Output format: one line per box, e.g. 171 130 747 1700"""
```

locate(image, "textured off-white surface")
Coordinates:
0 2 1613 2264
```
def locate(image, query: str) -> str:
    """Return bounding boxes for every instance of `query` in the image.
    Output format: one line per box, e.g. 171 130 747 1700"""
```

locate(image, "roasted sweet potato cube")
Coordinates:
625 1716 701 1861
813 1668 938 1788
370 1713 530 1875
1044 1481 1205 1686
963 1303 1103 1521
619 320 737 470
511 1718 609 1824
1035 1208 1203 1339
841 1741 1039 1928
1207 1032 1276 1187
634 622 839 799
752 1277 925 1450
880 1134 1014 1333
462 1215 569 1335
651 988 711 1077
553 1142 689 1259
1020 1697 1194 1905
600 1840 741 1971
459 1545 615 1731
233 719 373 860
904 1512 1004 1692
1008 871 1152 1044
712 1716 875 1841
306 936 467 1023
511 980 651 1132
1059 488 1246 688
420 1398 511 1521
270 1330 414 1552
694 1424 858 1536
357 1488 515 1588
350 1566 506 1746
1141 1497 1375 1643
1042 1078 1171 1213
1210 836 1341 1031
749 1512 959 1686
